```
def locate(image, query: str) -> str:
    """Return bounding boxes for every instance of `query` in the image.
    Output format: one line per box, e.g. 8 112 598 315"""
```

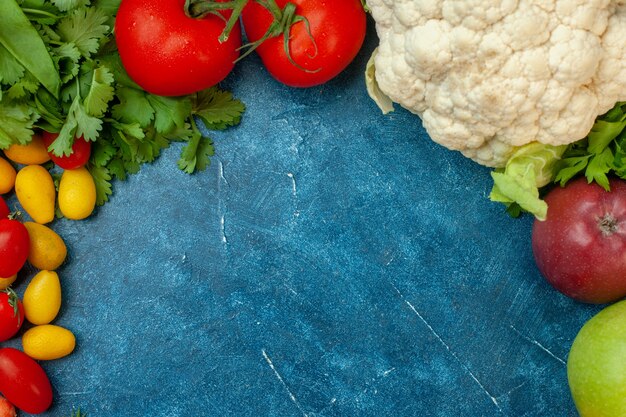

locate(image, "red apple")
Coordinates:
532 177 626 304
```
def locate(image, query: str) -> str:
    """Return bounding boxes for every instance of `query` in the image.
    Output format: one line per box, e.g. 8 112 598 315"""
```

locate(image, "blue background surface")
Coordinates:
6 20 602 417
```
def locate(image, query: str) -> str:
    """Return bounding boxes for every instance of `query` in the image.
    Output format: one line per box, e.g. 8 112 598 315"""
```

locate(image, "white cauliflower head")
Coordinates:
368 0 626 167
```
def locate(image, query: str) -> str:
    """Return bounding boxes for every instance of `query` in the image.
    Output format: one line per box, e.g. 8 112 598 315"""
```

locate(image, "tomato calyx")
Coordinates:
6 210 22 222
3 289 21 327
185 0 248 42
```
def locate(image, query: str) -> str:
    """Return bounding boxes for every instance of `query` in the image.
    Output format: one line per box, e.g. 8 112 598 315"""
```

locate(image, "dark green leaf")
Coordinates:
0 0 60 96
111 87 154 127
191 87 245 129
0 101 38 148
21 1 62 24
147 95 191 134
83 66 115 117
88 164 112 206
106 158 126 180
91 137 116 166
0 43 25 86
52 0 91 12
56 6 109 58
6 72 39 99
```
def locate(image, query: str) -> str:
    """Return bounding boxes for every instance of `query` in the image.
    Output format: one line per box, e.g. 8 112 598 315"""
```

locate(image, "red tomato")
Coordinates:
42 132 91 170
0 219 29 278
0 290 23 342
0 396 16 417
241 0 366 87
0 198 8 220
115 0 242 96
532 177 626 304
0 348 52 414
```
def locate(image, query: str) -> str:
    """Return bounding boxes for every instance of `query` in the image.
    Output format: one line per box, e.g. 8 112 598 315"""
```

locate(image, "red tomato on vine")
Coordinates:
42 132 91 170
0 219 29 278
115 0 242 96
241 0 367 87
0 290 24 342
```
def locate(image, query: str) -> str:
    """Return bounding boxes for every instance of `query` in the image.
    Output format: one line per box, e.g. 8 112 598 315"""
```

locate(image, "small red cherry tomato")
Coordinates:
0 198 9 219
0 348 53 414
0 290 23 342
42 132 91 170
0 219 29 278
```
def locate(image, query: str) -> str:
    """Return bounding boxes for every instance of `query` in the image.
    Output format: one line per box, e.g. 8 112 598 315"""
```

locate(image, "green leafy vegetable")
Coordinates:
0 0 244 207
557 103 626 191
490 143 566 220
0 0 60 96
56 6 109 58
491 102 626 219
0 101 38 147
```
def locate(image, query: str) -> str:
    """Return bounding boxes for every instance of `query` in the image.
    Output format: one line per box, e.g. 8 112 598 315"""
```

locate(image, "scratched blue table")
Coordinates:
7 21 600 417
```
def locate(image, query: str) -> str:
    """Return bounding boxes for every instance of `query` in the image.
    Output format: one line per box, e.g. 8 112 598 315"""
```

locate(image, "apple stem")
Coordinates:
598 213 619 237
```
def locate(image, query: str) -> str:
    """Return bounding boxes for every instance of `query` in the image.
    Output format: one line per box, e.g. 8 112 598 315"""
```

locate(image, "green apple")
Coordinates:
568 300 626 417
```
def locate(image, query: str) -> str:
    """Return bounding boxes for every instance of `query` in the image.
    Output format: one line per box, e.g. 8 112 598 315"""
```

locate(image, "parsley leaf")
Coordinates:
83 66 114 117
91 137 116 167
0 101 38 148
0 44 25 86
171 88 245 174
51 89 102 156
146 95 191 134
111 87 154 127
178 125 214 174
191 87 245 129
52 0 91 12
71 95 102 141
53 42 82 83
56 7 109 58
88 164 112 205
6 72 39 100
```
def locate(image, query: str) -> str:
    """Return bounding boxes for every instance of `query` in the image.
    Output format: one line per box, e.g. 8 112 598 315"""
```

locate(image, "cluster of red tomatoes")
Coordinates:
0 198 54 416
114 0 368 96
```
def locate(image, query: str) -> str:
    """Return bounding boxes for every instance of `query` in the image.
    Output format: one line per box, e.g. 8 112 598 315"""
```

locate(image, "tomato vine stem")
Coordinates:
185 0 320 73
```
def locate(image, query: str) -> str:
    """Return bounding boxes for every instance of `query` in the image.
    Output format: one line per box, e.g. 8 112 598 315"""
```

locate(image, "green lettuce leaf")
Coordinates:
490 143 566 220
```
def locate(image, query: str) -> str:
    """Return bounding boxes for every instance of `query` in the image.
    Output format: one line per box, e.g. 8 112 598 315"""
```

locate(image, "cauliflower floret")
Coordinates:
368 0 626 167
